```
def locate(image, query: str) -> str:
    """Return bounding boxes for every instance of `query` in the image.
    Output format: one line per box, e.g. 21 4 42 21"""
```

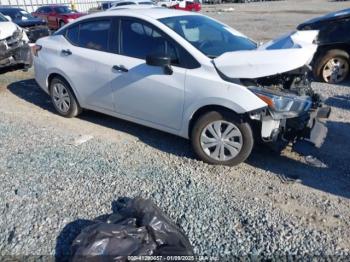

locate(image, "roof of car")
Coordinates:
88 7 200 19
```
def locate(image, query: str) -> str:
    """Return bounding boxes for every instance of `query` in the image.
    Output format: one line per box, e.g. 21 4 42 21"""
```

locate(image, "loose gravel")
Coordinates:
0 0 350 258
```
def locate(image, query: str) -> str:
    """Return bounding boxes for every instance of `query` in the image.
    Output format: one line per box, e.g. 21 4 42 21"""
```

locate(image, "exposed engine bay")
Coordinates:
211 29 331 150
241 68 330 149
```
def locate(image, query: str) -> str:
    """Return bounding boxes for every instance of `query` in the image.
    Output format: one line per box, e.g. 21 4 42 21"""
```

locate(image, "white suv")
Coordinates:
33 8 330 165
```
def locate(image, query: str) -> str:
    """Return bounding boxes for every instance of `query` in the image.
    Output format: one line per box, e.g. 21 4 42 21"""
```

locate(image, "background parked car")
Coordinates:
98 0 119 10
0 12 31 74
32 5 85 30
110 0 156 8
157 0 182 8
298 8 350 84
0 7 50 43
170 0 201 11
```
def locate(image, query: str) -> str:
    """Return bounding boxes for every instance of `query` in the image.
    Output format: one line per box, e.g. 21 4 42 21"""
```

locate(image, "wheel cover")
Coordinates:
322 57 349 84
200 120 243 161
52 83 71 113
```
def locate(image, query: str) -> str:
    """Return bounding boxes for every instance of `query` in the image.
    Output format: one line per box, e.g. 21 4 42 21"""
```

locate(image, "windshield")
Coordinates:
0 13 8 22
159 15 257 58
54 6 76 14
0 9 33 21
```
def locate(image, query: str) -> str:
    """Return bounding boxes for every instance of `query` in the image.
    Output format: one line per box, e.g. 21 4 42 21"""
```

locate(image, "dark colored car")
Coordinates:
298 8 350 84
0 7 50 43
171 0 201 12
32 5 85 30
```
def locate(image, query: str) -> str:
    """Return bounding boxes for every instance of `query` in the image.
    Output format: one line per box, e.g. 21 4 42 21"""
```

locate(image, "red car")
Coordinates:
171 0 201 12
32 5 85 30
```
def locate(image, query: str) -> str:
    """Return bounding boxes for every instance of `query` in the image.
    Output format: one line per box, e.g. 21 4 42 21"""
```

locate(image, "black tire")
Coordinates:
313 49 350 84
49 76 81 118
191 111 254 166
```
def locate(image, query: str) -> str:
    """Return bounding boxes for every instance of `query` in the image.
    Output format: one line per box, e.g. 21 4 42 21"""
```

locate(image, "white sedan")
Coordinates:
33 8 330 165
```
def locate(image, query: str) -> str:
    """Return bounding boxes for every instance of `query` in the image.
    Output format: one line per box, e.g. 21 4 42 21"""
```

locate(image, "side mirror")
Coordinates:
146 54 173 75
4 15 12 21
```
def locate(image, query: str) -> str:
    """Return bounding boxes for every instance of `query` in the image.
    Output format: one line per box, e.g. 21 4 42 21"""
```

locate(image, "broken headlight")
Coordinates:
12 28 23 40
0 40 7 53
249 86 312 118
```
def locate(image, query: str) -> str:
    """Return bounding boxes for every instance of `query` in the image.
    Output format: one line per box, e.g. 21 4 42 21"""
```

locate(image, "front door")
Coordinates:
110 18 186 130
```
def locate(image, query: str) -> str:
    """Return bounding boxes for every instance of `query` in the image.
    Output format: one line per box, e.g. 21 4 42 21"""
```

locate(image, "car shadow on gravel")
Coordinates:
326 95 350 111
248 121 350 199
7 78 56 113
7 79 194 159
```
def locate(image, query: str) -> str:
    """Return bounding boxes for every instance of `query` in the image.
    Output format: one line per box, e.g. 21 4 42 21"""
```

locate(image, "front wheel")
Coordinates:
191 111 254 166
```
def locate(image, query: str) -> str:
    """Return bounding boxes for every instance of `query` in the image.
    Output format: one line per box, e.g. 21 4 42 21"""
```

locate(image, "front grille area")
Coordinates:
4 32 22 49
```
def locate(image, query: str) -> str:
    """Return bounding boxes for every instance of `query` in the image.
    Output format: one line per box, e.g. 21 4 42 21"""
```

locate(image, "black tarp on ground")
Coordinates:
70 197 194 261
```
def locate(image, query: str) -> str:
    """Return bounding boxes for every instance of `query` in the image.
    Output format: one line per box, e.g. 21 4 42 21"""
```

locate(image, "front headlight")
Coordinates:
12 27 23 40
67 18 75 23
0 40 7 52
249 87 312 117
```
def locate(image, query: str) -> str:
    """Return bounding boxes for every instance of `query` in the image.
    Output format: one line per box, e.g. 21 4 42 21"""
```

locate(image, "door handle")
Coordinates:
112 65 128 72
61 49 72 56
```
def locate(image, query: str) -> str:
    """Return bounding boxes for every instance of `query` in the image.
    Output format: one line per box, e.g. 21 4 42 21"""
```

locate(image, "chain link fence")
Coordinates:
0 0 98 12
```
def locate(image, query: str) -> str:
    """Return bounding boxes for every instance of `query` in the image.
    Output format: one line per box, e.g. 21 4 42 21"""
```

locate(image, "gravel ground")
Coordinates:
1 0 350 258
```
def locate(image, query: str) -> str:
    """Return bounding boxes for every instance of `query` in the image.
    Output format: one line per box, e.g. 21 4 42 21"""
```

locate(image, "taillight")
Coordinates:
32 44 42 57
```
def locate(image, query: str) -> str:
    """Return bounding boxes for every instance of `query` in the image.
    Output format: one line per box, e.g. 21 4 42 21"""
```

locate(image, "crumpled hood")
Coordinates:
213 30 319 79
0 22 19 40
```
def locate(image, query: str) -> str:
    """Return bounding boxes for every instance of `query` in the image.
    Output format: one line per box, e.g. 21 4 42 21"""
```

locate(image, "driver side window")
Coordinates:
120 19 179 64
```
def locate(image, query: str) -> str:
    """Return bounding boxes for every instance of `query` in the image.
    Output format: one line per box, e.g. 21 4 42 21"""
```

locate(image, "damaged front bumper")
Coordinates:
249 87 331 149
0 34 32 71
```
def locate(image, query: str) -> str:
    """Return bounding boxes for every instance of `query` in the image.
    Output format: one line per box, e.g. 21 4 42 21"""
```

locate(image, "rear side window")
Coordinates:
62 19 112 52
66 25 79 45
79 20 111 51
43 7 52 13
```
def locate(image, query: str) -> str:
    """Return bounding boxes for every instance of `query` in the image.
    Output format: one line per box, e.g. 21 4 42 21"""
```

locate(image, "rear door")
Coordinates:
54 17 117 111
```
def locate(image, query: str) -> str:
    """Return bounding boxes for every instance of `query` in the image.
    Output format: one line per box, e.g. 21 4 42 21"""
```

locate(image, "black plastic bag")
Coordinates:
71 197 194 261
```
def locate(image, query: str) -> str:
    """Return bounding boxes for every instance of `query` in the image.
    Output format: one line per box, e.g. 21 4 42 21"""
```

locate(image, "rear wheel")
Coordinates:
50 76 81 118
191 111 254 166
314 49 349 84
